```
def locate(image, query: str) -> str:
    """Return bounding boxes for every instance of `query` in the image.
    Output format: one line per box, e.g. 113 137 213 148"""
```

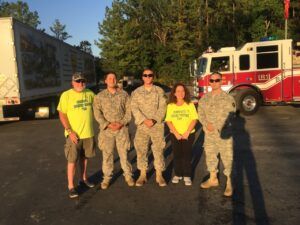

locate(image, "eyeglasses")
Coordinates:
209 79 221 83
74 79 86 83
143 74 154 78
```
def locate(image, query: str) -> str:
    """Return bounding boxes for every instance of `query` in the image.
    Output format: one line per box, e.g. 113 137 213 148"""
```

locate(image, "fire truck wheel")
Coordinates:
236 89 260 116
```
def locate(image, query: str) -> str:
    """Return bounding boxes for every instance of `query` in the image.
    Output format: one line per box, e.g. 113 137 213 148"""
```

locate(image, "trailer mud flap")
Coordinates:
0 103 19 121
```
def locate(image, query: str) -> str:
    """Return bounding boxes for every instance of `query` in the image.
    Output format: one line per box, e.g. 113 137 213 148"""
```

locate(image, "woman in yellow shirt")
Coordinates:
165 83 198 186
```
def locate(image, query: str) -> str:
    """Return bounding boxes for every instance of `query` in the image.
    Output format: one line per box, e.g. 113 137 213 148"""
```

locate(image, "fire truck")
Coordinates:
190 39 300 115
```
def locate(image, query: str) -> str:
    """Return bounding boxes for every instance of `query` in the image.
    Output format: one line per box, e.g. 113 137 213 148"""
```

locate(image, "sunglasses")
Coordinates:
74 79 86 83
209 79 221 83
143 74 154 78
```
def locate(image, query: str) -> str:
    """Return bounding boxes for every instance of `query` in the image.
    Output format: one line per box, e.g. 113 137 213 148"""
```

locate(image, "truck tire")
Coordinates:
48 101 57 118
236 89 260 116
19 107 35 120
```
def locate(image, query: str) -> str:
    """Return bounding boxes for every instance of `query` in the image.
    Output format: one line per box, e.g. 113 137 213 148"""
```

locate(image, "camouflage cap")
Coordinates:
72 72 86 81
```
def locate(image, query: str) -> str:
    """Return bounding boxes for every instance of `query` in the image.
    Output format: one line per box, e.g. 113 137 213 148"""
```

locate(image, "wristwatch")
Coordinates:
66 128 72 134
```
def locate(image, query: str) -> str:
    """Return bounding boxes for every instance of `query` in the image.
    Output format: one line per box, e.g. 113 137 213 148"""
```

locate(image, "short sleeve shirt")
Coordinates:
57 89 95 138
165 102 198 135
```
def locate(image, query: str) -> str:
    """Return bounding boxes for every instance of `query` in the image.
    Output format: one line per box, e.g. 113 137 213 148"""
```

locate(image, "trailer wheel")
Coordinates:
48 101 57 118
236 89 260 116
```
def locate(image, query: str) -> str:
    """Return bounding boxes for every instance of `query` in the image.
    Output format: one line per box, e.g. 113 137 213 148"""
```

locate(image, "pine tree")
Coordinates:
97 0 300 84
77 41 92 54
50 19 72 41
0 0 40 28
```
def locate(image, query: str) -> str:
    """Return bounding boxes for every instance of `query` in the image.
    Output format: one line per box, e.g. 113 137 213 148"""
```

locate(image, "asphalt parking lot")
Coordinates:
0 105 299 225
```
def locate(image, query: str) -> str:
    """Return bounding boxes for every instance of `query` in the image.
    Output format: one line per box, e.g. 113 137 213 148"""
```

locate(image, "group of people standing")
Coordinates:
57 69 236 199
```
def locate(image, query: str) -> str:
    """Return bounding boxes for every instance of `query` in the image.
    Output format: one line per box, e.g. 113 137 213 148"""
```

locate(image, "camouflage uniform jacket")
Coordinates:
93 89 131 130
131 85 167 125
198 91 236 135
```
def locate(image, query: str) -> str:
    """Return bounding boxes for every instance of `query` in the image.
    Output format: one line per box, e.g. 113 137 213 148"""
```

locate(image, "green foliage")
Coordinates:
289 0 300 40
76 40 93 54
97 0 300 84
0 0 40 28
50 19 72 41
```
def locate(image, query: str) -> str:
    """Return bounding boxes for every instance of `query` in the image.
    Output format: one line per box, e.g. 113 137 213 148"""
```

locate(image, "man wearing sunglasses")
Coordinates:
93 72 134 189
57 72 96 198
131 69 167 187
197 72 236 197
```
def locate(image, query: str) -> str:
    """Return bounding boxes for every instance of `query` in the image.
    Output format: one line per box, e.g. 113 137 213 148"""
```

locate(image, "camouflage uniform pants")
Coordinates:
204 131 233 176
98 126 132 180
134 123 166 171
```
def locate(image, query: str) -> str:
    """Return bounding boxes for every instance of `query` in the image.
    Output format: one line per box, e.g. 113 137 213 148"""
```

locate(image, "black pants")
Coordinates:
170 133 195 177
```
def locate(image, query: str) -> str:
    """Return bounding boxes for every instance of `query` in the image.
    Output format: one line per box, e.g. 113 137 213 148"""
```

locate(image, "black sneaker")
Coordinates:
69 188 79 198
79 180 95 188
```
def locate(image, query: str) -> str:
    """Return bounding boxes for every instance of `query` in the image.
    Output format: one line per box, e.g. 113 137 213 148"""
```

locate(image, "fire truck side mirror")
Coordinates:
189 60 198 77
189 63 194 77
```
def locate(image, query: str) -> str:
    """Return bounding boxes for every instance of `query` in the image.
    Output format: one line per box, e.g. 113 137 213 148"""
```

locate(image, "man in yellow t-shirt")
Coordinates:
57 72 95 198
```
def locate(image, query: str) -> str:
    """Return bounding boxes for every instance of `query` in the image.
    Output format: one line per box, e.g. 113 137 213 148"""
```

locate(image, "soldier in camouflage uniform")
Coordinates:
93 72 134 189
131 69 167 187
198 72 236 197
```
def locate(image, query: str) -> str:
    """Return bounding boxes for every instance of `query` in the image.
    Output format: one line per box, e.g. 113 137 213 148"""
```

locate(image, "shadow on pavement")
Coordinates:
78 123 203 203
232 115 270 225
191 123 204 180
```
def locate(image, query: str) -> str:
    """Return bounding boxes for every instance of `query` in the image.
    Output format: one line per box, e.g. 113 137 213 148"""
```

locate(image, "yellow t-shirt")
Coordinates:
165 102 198 135
57 89 95 139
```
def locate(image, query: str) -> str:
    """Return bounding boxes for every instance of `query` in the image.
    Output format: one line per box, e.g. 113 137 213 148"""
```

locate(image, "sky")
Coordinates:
6 0 114 56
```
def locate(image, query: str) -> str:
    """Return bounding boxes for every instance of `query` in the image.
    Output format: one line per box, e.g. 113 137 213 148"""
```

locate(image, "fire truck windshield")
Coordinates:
197 58 207 76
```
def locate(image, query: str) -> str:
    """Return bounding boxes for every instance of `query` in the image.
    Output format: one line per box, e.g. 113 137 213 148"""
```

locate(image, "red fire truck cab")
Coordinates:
191 39 300 115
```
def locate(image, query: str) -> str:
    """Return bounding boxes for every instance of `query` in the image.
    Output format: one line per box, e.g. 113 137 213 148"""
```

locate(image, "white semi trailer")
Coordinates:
0 17 96 121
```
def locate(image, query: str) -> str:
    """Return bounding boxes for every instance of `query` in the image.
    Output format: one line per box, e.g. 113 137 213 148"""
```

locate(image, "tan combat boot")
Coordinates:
224 176 233 197
156 170 167 187
135 170 147 187
200 172 219 189
101 178 110 190
125 176 135 187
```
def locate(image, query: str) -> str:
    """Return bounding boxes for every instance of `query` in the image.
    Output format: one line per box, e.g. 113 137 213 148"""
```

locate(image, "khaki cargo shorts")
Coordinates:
64 137 95 163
